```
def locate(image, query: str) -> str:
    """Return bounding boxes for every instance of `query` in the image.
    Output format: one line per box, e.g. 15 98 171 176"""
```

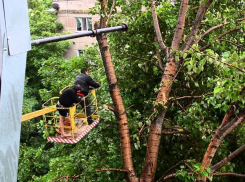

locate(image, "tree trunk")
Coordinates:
141 54 178 182
141 108 168 182
96 1 138 181
141 0 189 181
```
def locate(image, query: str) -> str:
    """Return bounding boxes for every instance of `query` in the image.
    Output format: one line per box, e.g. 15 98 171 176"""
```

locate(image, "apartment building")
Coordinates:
53 0 99 58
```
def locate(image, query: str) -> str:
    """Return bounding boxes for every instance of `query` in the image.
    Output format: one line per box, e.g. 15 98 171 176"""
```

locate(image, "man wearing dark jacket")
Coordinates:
75 68 100 124
57 84 83 137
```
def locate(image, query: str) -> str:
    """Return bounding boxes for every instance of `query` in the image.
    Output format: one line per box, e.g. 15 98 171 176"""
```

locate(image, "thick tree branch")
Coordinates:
181 0 214 52
197 107 245 181
96 1 138 180
194 18 245 45
171 0 189 50
194 22 230 45
200 28 240 51
105 0 116 27
221 103 239 125
150 0 168 57
211 144 245 172
141 106 170 181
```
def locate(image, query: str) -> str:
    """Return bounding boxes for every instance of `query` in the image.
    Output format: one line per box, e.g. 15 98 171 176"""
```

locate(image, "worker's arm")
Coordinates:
87 76 100 88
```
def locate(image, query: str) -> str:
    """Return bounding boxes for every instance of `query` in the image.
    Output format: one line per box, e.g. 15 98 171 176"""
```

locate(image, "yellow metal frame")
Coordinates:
42 89 99 139
21 87 99 139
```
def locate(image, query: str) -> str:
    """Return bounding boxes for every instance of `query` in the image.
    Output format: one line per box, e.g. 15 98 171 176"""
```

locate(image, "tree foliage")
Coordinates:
19 0 245 181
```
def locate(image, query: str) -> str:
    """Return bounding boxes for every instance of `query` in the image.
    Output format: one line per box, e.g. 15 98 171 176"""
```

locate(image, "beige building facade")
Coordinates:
53 0 99 58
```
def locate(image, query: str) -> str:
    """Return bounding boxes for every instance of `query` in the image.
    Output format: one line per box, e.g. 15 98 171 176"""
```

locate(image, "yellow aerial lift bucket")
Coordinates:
21 89 100 144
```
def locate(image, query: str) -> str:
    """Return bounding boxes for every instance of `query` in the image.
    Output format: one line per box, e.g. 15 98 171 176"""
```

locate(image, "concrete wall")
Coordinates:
53 0 99 58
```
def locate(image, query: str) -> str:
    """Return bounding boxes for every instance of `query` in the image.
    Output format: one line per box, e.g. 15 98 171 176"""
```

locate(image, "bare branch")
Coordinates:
159 172 194 181
200 28 240 51
54 174 84 182
132 41 154 48
213 173 245 178
156 48 164 71
173 95 204 100
150 0 168 57
121 53 163 70
103 104 115 113
138 123 146 136
54 168 129 181
155 36 164 71
189 6 199 11
93 168 128 173
126 104 134 110
106 0 116 27
194 22 230 45
162 130 190 135
211 144 245 172
157 160 193 182
194 18 245 45
139 110 157 136
219 39 244 49
171 0 189 50
176 99 187 113
181 0 214 52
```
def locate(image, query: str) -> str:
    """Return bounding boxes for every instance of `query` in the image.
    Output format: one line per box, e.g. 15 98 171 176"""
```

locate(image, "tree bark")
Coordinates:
141 1 189 181
171 0 189 50
211 144 245 172
96 28 138 182
150 0 168 57
181 0 214 52
197 108 245 181
141 108 169 182
96 1 138 181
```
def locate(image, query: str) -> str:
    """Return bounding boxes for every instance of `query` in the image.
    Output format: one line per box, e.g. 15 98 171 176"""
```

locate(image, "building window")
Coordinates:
76 17 92 31
77 50 84 56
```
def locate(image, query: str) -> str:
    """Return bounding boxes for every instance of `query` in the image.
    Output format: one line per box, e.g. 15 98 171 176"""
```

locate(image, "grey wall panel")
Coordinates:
3 0 31 55
0 0 30 181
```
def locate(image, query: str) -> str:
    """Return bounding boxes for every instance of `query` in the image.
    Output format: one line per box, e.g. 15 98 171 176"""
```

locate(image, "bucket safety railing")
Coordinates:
42 89 99 139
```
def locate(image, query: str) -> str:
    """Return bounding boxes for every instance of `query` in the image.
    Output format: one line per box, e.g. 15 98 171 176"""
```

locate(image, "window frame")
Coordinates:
75 17 92 31
77 50 84 57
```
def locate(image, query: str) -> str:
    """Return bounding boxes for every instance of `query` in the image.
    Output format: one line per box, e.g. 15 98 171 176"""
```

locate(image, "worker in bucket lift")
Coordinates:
74 68 100 125
56 84 83 137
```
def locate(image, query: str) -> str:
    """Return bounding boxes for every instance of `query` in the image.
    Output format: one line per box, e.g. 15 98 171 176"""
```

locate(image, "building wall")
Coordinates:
53 0 99 58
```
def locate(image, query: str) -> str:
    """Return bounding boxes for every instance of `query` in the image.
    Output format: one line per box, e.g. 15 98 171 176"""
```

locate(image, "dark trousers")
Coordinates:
81 97 93 124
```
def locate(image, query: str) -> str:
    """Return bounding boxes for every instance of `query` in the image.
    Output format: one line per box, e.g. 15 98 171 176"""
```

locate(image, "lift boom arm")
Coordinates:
21 106 56 122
